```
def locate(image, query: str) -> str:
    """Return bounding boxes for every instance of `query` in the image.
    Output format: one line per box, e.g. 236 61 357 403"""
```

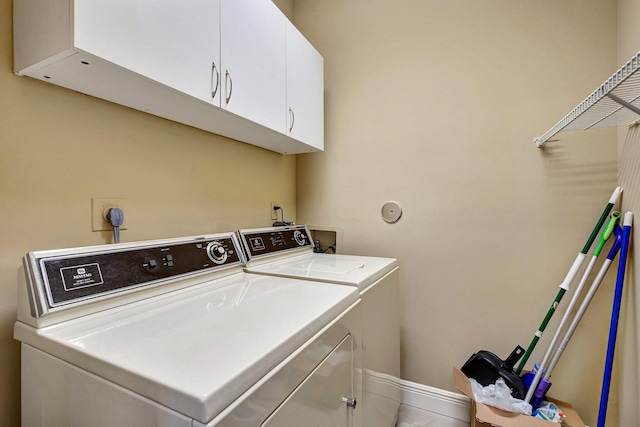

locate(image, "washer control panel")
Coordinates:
238 225 313 260
33 234 243 309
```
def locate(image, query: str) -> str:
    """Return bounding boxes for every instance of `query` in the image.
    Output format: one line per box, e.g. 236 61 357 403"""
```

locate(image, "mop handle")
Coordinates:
543 225 623 381
579 187 623 257
515 187 623 375
524 214 620 402
597 212 633 427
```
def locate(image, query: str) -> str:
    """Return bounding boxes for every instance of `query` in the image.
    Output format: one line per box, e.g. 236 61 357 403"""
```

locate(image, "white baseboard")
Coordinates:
398 378 471 422
364 370 470 422
364 369 402 401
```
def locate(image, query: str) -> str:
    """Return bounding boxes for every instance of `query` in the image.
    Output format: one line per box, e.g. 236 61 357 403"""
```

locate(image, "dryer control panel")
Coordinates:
24 233 244 315
239 225 313 261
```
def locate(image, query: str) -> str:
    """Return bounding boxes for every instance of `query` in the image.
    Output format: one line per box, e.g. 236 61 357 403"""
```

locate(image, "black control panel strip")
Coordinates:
39 236 242 308
238 226 313 261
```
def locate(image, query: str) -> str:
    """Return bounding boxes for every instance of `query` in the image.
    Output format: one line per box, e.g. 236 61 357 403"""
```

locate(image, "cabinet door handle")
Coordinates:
211 61 219 99
289 107 295 132
341 397 357 409
225 70 233 104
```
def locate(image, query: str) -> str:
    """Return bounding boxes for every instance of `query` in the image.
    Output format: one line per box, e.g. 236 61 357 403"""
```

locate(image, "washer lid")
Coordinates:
14 272 359 423
245 253 398 292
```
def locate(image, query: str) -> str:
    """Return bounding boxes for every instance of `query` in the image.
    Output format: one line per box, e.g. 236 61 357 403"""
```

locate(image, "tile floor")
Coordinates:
395 404 470 427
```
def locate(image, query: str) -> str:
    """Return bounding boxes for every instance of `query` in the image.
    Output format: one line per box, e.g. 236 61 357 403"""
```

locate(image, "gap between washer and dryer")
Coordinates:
395 404 470 427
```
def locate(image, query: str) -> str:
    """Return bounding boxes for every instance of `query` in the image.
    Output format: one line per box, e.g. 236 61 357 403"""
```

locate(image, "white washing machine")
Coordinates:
14 232 363 427
237 225 400 427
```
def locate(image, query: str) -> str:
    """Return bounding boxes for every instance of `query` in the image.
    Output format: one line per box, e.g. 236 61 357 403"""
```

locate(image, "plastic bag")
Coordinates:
469 377 532 415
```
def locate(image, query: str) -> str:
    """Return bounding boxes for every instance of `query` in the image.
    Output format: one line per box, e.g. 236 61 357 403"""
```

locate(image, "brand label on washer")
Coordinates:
249 237 266 252
60 263 104 291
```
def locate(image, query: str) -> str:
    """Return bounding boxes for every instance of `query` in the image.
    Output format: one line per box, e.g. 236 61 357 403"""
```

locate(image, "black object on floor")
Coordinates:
461 345 527 399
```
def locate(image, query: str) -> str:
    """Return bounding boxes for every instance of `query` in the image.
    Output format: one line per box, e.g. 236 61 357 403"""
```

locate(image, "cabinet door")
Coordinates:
74 0 221 105
286 23 324 151
261 335 354 427
220 0 286 133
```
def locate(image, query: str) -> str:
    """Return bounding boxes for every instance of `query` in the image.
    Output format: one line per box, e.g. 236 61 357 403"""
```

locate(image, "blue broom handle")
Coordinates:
597 211 633 427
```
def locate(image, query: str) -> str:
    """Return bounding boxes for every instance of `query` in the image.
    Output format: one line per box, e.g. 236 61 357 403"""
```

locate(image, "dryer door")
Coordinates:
261 334 354 427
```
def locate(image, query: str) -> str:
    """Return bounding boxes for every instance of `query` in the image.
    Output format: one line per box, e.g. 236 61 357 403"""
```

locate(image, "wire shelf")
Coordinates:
535 51 640 147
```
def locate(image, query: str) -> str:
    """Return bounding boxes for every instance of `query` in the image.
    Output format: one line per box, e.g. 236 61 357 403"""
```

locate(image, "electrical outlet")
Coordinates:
271 201 280 220
92 198 128 231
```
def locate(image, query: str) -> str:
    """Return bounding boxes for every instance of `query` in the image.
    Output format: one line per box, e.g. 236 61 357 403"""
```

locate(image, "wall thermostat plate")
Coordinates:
381 201 402 223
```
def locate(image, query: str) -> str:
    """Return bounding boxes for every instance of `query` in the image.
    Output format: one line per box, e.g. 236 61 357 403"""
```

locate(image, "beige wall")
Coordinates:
0 0 295 425
617 0 640 425
3 0 636 426
293 0 622 425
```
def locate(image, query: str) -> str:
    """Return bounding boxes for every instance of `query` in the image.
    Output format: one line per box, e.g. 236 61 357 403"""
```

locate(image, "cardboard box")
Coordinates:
453 368 585 427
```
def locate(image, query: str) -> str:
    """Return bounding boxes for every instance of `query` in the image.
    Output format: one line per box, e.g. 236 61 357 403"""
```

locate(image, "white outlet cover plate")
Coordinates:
381 201 402 223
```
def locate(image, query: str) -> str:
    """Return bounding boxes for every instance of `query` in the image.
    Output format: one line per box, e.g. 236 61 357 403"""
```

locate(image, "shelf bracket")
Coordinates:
606 93 640 116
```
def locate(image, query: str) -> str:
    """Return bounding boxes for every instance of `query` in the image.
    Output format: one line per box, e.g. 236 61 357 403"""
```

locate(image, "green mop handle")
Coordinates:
515 187 622 374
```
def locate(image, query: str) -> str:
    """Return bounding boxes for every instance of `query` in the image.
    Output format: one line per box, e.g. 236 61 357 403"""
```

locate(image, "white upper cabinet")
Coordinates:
74 0 221 106
221 0 286 134
13 0 322 154
286 23 324 151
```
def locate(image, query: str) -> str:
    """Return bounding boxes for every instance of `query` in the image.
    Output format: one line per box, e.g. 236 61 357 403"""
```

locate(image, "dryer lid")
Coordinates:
15 272 359 423
245 252 398 292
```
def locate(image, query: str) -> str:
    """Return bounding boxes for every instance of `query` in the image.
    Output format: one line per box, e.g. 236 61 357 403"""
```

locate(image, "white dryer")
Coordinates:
14 232 362 426
238 225 400 427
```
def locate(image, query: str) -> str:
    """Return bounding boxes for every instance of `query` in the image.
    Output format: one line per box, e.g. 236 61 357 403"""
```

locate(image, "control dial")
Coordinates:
206 241 228 264
293 230 307 246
